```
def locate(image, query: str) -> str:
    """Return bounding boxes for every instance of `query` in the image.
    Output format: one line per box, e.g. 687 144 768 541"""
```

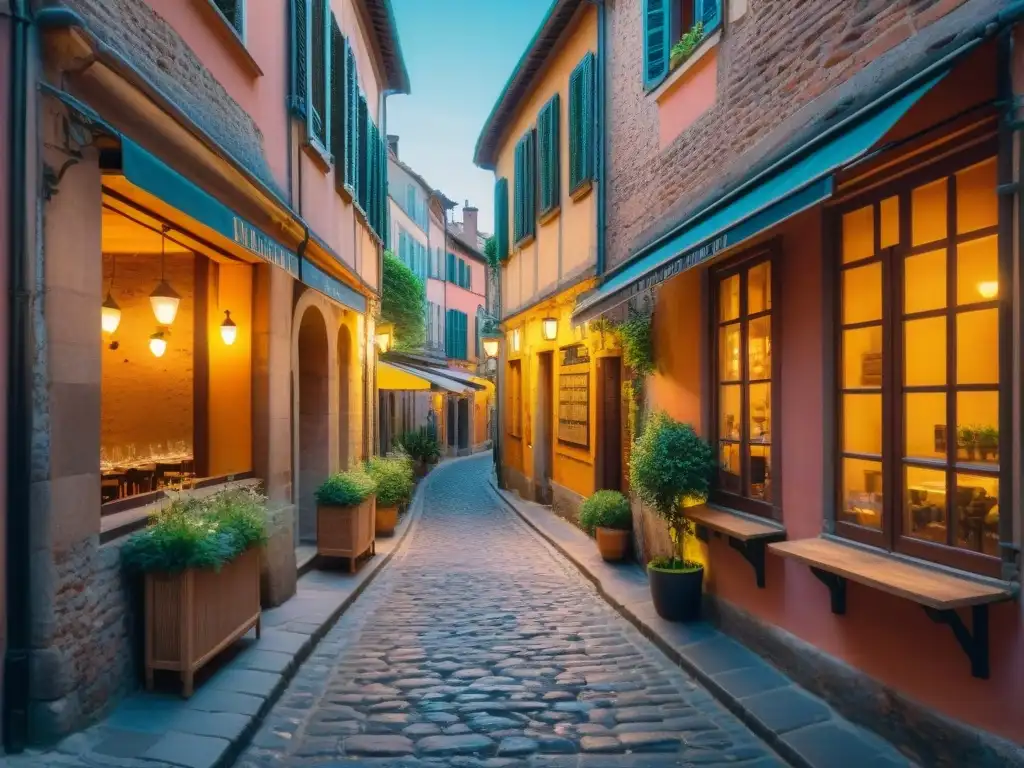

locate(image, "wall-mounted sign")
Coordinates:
233 218 299 277
301 259 368 314
561 343 590 367
558 371 589 447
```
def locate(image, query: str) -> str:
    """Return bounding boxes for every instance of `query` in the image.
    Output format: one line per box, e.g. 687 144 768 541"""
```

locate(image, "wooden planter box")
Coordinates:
317 495 376 572
145 547 261 697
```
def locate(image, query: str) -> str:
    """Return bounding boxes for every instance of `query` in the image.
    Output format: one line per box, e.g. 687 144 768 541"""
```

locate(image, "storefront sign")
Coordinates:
233 218 299 276
558 372 589 448
628 233 729 299
561 344 590 367
301 258 367 314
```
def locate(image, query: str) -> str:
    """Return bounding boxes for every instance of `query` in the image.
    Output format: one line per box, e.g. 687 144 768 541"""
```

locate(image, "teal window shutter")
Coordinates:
569 52 596 194
288 0 308 116
643 0 670 90
513 132 536 244
357 94 369 210
344 42 358 190
513 139 524 243
494 177 509 261
447 252 456 282
330 18 346 188
698 0 722 34
307 0 329 151
467 264 472 292
538 94 560 215
212 0 244 35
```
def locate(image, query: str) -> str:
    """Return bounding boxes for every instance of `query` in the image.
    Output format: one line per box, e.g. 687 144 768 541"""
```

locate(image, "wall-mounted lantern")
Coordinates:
220 310 237 345
376 321 394 354
541 317 558 341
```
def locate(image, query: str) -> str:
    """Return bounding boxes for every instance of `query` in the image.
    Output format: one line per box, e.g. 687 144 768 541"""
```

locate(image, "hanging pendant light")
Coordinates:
149 329 168 358
150 227 181 326
220 310 238 345
101 255 121 334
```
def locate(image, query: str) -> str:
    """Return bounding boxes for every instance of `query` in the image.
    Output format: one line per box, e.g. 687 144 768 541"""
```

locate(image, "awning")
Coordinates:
381 361 474 394
573 70 947 322
378 362 432 391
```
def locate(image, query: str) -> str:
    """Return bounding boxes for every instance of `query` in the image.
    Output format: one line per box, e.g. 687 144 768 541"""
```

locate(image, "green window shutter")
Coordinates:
212 0 244 34
513 139 524 243
307 0 329 150
288 0 308 116
330 19 346 187
447 252 456 282
569 52 596 194
345 43 358 190
356 95 368 210
462 313 468 359
643 0 670 90
538 94 560 215
698 0 722 34
494 177 509 261
467 264 472 292
524 130 536 240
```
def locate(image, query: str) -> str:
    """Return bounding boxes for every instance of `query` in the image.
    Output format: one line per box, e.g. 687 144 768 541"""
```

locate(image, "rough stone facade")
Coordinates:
605 0 1006 270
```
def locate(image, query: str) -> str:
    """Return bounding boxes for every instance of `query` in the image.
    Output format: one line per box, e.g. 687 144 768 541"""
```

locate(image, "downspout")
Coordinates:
4 0 31 753
595 0 607 276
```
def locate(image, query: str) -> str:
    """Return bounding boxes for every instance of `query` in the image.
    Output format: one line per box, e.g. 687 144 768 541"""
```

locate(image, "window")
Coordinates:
642 0 721 90
712 252 777 517
290 0 331 153
446 309 468 359
513 131 536 245
569 52 596 194
211 0 244 37
494 177 510 261
508 360 523 437
836 156 1004 576
538 94 560 216
329 17 346 183
356 94 369 211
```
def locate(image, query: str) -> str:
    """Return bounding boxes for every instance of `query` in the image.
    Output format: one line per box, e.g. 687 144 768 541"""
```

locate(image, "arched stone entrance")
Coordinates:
337 323 353 470
296 306 329 543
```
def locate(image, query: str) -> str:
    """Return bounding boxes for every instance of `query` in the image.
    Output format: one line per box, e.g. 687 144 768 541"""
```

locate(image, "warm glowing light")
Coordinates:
541 317 558 341
101 293 121 334
150 280 181 325
482 338 500 359
375 321 394 354
511 328 521 353
977 281 999 300
220 310 237 345
149 330 167 358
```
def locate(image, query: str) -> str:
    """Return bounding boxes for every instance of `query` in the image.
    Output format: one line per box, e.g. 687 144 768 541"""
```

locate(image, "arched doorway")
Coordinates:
297 306 329 543
337 323 352 471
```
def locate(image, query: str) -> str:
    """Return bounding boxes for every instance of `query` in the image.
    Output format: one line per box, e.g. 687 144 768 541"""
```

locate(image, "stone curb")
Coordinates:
489 479 911 768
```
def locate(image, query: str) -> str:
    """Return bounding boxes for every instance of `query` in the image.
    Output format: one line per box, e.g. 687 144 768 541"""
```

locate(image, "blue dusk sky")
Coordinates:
387 0 553 235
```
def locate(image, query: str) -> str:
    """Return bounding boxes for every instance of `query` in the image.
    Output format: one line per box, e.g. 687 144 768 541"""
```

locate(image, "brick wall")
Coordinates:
605 0 1006 270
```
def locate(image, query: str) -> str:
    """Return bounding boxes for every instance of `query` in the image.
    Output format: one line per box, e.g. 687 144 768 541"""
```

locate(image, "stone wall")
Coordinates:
605 0 1005 270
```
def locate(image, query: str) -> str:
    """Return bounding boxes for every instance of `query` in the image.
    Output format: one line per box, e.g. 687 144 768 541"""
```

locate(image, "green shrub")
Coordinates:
629 412 715 571
120 486 269 574
315 469 375 507
618 309 654 377
578 490 632 536
366 455 414 507
398 427 443 464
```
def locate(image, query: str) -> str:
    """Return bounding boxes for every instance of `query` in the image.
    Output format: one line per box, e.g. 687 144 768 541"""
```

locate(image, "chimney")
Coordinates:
463 200 478 247
387 134 399 157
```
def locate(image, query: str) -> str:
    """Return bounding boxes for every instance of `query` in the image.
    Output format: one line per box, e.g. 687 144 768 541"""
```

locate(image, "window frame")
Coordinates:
708 244 781 520
831 145 1008 578
569 51 596 196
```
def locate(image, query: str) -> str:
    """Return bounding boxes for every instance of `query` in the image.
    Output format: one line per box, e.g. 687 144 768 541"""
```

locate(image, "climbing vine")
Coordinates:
381 251 426 351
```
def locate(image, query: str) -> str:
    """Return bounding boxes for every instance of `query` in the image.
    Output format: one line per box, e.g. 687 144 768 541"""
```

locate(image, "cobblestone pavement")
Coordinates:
236 455 785 768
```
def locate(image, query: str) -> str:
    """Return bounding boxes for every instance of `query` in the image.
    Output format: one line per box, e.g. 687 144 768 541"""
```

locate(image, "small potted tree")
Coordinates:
399 427 443 478
315 469 376 571
366 455 414 536
629 412 715 622
579 490 633 561
121 487 268 697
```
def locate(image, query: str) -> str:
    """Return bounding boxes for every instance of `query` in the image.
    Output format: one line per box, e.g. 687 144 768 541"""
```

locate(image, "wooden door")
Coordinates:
599 358 623 491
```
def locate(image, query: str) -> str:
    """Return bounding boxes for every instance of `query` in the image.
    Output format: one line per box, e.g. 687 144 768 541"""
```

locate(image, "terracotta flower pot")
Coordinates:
595 527 630 561
648 564 704 622
376 505 399 537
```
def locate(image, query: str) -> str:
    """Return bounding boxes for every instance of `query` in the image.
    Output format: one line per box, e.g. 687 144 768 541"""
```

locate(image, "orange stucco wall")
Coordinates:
657 42 719 150
496 5 597 317
649 210 1024 744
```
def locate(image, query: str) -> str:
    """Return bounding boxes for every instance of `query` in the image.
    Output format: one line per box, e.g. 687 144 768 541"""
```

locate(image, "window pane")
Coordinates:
843 393 882 455
956 309 999 385
957 391 999 466
843 326 883 389
719 442 741 494
904 316 946 387
749 383 771 442
719 385 741 441
905 465 947 544
956 158 997 234
905 392 945 461
719 323 741 382
904 249 946 314
719 274 740 321
841 458 882 529
842 206 874 263
955 473 999 556
880 196 899 248
842 263 882 325
912 178 947 246
956 236 998 305
750 444 771 503
748 262 771 314
748 316 771 380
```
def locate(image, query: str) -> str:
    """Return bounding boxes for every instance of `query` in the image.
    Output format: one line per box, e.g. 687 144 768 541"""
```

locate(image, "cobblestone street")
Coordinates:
236 455 783 767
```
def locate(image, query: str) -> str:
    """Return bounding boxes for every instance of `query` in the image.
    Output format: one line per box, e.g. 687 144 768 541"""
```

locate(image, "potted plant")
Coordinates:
315 469 376 571
399 427 443 478
978 425 999 462
957 425 979 462
366 455 414 536
121 486 268 697
579 490 633 561
669 21 705 71
629 412 715 622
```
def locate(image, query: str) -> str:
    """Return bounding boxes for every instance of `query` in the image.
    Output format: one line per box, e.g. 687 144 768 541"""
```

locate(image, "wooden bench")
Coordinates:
770 537 1016 679
687 505 786 588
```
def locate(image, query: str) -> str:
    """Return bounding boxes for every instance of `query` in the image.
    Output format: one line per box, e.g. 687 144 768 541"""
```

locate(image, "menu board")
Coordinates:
558 371 590 447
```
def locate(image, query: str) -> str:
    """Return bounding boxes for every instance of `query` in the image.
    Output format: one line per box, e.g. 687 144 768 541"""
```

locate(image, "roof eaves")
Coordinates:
365 0 411 95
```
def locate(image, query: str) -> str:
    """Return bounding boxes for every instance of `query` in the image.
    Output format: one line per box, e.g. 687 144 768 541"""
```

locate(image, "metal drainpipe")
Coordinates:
4 0 32 753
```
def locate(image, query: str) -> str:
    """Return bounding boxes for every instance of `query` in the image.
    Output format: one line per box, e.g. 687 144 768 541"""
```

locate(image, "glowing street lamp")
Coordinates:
510 328 521 353
101 292 122 334
376 321 394 354
541 317 558 341
220 310 238 345
149 329 168 358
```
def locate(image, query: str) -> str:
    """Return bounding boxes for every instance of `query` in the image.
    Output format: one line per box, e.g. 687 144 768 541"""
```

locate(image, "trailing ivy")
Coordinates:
484 235 499 271
618 309 654 378
381 250 426 351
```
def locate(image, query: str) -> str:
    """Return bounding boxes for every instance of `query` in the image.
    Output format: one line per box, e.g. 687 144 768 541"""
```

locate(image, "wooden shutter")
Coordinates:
513 138 524 243
345 43 358 190
539 94 560 215
494 177 509 261
570 52 596 193
643 0 669 90
447 252 456 282
307 0 329 150
289 0 309 116
330 20 346 188
357 95 368 210
698 0 722 34
524 130 536 240
213 0 243 34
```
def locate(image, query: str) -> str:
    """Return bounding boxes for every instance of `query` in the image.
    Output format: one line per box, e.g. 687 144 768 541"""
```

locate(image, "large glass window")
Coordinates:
711 253 775 517
836 156 1003 575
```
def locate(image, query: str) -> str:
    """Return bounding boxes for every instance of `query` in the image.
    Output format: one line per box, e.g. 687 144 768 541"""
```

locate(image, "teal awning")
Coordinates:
573 71 947 322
